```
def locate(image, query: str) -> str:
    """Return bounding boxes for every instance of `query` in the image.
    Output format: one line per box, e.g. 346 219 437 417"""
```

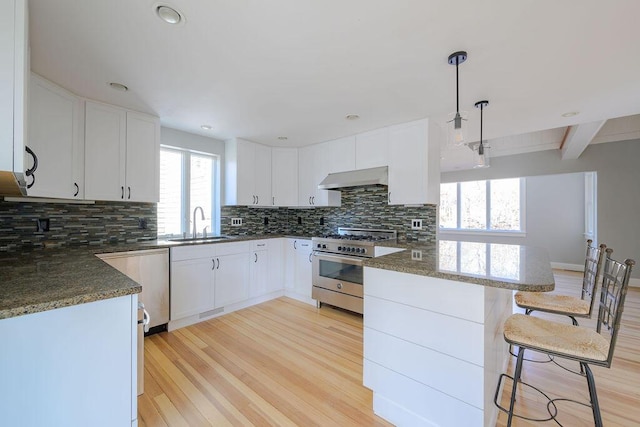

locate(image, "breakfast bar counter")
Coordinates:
362 240 555 427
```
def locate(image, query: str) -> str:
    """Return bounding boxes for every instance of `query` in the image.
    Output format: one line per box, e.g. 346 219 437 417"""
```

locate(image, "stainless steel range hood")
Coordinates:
318 166 388 190
0 171 27 197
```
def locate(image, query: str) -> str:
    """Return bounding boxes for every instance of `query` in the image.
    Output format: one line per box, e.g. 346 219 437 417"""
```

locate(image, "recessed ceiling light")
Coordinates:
345 114 360 120
156 5 183 24
200 125 213 130
108 82 128 92
562 111 580 117
277 136 288 140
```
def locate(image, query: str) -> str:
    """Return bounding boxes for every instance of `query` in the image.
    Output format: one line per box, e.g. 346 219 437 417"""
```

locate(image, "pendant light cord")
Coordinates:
455 60 460 113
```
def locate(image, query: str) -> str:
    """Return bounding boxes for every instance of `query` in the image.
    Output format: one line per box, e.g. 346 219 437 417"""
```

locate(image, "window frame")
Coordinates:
158 146 220 238
439 178 526 236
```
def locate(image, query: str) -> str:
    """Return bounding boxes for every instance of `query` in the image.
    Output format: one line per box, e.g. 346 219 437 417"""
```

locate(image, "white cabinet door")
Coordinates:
325 136 356 173
85 101 126 201
27 74 83 199
214 252 250 308
170 258 214 320
249 249 269 298
388 119 429 205
284 238 297 290
254 142 272 206
125 112 160 202
0 0 27 178
294 239 313 298
267 238 285 292
225 138 272 206
272 148 298 206
297 145 315 206
356 128 389 170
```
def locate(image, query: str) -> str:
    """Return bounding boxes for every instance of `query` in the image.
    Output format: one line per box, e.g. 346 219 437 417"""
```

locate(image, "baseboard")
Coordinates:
550 262 583 272
550 263 640 288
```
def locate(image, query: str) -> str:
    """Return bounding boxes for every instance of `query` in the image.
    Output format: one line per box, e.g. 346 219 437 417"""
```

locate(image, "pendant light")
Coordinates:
473 100 490 168
447 51 468 146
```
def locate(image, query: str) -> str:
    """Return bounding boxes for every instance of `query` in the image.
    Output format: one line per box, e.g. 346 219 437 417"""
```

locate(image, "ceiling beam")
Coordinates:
561 120 607 160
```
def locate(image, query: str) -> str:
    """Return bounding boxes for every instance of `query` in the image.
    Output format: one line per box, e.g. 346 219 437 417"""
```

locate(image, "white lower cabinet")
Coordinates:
0 295 138 427
170 239 287 331
171 257 214 320
214 252 250 308
283 238 315 304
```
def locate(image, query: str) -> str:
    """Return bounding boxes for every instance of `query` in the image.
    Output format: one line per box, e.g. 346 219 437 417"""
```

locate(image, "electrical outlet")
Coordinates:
320 216 324 225
36 218 50 232
411 219 423 230
231 218 243 226
138 217 148 229
264 217 269 226
297 216 302 225
411 249 423 261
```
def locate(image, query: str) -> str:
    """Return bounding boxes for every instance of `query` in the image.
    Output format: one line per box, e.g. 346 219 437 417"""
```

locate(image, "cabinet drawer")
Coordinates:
215 241 251 256
251 240 269 251
170 244 216 261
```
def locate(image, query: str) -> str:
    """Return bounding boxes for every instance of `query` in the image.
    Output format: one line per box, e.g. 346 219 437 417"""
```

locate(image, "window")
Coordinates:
439 178 524 233
157 147 218 237
438 241 521 280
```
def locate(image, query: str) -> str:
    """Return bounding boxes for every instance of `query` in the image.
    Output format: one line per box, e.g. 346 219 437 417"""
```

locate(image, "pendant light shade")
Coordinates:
472 100 490 168
447 51 468 146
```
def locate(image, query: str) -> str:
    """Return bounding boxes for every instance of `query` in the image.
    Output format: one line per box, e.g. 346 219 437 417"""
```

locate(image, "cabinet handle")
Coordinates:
128 186 131 200
312 196 315 205
252 195 256 204
388 192 391 203
309 196 312 205
309 253 312 262
256 195 259 204
212 259 215 270
254 253 258 263
272 196 275 206
25 146 38 189
73 182 79 197
294 240 297 249
257 243 266 247
216 258 220 269
121 186 124 199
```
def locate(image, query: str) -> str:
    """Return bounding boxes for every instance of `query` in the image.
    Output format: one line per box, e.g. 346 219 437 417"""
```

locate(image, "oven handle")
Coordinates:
312 251 365 266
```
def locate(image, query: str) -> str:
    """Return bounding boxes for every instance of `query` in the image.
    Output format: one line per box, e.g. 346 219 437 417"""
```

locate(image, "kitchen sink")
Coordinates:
168 236 230 243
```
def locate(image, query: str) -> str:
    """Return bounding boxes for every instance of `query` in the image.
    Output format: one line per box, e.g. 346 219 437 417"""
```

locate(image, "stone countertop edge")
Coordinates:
0 234 310 321
366 242 555 292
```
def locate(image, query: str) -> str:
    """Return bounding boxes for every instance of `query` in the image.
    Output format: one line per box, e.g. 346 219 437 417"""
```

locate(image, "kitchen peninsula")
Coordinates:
363 240 555 427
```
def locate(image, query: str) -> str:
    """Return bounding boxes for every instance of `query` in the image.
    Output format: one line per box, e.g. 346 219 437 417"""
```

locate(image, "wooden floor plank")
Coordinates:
139 270 640 426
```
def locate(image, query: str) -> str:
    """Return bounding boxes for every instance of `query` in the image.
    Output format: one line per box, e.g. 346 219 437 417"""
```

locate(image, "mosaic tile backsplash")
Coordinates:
221 186 437 243
0 200 157 250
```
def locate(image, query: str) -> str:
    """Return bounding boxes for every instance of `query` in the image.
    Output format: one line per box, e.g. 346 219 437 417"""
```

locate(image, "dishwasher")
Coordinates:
98 248 169 395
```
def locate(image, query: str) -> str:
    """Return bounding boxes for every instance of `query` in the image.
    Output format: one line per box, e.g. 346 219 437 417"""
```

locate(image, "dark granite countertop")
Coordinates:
366 240 555 292
0 234 303 320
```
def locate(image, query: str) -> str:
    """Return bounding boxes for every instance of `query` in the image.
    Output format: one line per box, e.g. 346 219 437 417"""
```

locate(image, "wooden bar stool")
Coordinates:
514 239 606 325
495 251 635 426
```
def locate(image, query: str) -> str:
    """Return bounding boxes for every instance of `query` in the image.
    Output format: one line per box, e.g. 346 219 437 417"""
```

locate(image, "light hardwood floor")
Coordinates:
140 271 640 426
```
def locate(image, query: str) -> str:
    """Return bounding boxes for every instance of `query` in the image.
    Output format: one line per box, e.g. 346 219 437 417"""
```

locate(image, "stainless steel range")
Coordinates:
312 227 397 314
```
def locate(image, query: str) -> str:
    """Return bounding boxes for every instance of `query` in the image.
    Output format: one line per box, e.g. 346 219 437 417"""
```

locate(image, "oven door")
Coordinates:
312 251 365 297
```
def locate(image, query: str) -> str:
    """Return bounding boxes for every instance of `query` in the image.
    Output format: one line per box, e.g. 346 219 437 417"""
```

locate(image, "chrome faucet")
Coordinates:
192 206 205 238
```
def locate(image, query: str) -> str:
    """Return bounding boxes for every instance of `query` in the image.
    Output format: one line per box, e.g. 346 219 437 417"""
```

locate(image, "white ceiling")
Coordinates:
29 0 640 170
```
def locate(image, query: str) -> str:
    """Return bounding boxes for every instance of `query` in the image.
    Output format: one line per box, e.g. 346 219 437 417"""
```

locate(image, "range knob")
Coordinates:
322 244 327 249
338 246 343 251
355 248 362 253
316 243 322 248
361 248 367 254
349 247 354 252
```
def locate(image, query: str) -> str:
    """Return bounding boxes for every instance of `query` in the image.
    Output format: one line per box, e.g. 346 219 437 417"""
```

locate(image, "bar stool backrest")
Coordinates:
596 248 635 367
583 240 607 317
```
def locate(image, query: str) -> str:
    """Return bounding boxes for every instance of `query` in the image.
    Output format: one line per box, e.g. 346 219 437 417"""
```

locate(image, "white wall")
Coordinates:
442 139 640 279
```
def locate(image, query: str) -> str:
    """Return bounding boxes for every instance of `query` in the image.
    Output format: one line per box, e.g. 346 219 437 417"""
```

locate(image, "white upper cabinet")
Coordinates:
85 101 160 203
298 143 340 207
388 118 440 205
225 138 272 206
356 128 389 170
0 0 28 184
27 74 84 199
125 111 160 202
324 136 356 173
271 147 298 206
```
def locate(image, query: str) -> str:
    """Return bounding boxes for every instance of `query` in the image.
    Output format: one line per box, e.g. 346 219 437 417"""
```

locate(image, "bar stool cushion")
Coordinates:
514 292 590 315
504 314 609 362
